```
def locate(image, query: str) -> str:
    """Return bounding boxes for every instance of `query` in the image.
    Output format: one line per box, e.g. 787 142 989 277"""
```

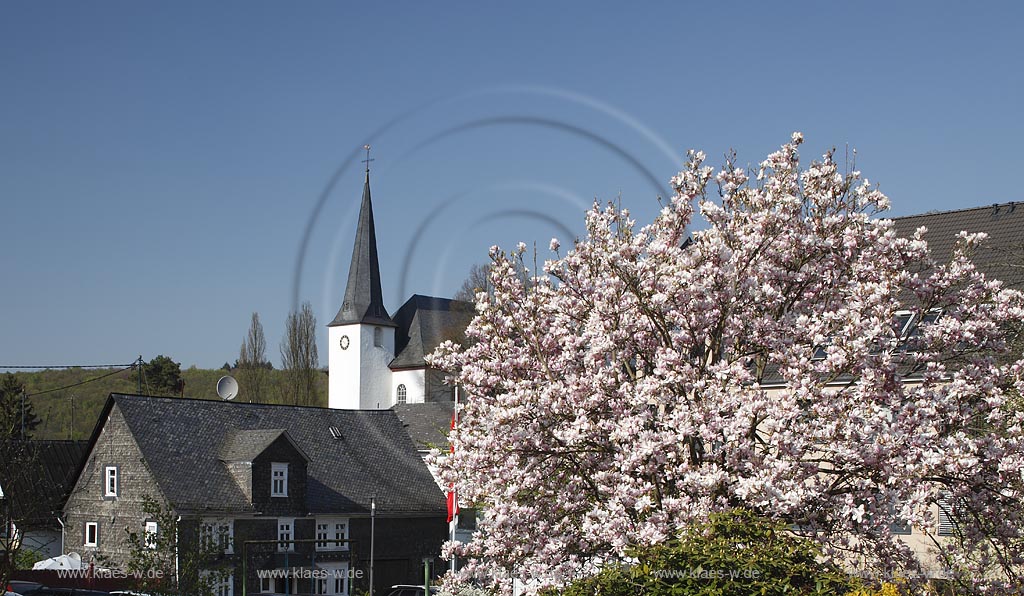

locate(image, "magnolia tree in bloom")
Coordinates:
428 134 1024 594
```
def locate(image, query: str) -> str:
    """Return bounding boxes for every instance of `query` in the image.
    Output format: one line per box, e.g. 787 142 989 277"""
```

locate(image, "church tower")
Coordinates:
327 152 397 409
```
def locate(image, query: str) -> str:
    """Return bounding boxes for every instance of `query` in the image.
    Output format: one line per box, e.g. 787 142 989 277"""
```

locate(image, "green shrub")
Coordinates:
552 509 858 596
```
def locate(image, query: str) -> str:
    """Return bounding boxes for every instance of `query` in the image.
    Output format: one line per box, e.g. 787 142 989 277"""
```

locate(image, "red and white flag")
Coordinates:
447 411 459 523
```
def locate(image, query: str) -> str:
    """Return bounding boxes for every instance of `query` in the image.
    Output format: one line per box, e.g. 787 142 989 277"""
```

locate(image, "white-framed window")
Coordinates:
888 504 911 535
315 517 349 551
811 338 832 361
84 522 99 547
144 521 158 549
890 519 912 535
904 308 942 351
104 466 118 497
313 562 349 595
892 308 943 352
893 310 915 339
200 518 234 554
271 462 288 497
261 575 294 595
202 571 233 596
373 326 383 347
396 384 407 405
277 518 294 552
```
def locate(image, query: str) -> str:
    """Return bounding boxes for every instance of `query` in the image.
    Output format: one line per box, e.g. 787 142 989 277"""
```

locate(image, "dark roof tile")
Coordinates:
894 201 1024 289
6 440 89 526
391 402 455 450
110 394 444 516
391 295 476 369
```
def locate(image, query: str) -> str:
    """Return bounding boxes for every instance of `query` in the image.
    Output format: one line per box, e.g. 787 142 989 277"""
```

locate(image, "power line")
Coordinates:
25 365 136 397
0 364 134 369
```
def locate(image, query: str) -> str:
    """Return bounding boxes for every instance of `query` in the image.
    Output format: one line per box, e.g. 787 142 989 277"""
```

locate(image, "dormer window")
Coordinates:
271 462 288 497
374 326 383 347
104 466 118 498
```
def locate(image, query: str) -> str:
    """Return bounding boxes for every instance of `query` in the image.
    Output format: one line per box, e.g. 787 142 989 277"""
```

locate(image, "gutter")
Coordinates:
175 515 181 588
56 514 65 555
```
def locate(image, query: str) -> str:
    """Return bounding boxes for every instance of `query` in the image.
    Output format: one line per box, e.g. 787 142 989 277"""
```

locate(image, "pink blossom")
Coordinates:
428 135 1024 594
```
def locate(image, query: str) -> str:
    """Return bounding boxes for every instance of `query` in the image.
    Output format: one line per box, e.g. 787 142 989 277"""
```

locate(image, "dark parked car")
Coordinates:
383 586 437 596
19 588 109 596
5 581 44 596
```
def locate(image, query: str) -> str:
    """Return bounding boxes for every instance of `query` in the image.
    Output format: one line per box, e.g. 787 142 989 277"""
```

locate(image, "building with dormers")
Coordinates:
62 393 447 595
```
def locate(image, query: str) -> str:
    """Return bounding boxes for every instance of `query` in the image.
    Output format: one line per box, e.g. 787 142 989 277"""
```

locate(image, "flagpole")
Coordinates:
450 381 459 574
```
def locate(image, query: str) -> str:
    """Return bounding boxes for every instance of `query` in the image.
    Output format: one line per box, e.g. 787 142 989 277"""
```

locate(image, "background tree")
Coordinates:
453 261 530 303
237 312 270 403
0 375 43 587
430 135 1024 594
143 355 184 396
453 263 492 302
0 373 39 439
280 301 320 406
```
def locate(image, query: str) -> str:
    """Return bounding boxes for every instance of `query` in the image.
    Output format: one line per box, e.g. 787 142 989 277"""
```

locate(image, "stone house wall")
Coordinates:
63 404 165 567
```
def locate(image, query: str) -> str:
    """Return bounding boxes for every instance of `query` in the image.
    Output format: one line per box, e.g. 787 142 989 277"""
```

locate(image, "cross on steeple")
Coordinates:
362 144 374 173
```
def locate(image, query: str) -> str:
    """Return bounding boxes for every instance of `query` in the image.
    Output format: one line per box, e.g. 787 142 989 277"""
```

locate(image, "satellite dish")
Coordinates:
216 375 239 401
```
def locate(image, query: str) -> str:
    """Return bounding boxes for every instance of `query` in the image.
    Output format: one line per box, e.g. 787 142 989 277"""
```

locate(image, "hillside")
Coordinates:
13 367 329 441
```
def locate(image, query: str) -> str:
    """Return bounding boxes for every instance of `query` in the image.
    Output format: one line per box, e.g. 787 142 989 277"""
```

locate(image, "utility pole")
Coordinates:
137 355 143 395
369 497 376 596
70 394 75 440
20 391 26 440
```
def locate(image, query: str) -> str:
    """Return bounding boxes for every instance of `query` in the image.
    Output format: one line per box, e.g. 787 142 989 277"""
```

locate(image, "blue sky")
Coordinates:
2 1 1022 370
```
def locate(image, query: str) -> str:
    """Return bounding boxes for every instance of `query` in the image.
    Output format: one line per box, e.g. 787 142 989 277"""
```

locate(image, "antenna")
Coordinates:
216 375 239 401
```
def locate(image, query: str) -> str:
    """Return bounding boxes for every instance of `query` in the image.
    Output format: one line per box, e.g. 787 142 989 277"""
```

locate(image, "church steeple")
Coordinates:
329 152 395 328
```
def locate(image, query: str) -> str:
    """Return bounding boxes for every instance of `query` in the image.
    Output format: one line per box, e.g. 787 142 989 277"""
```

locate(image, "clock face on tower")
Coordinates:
339 335 350 350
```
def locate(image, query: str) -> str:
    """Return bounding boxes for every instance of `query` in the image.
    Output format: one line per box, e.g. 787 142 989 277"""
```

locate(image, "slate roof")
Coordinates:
329 171 396 328
7 440 89 527
219 429 309 462
93 394 445 516
391 295 476 369
893 201 1024 289
391 402 455 451
757 201 1024 387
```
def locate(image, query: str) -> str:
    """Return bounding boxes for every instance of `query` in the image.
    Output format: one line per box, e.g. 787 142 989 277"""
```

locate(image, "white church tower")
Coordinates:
327 154 397 409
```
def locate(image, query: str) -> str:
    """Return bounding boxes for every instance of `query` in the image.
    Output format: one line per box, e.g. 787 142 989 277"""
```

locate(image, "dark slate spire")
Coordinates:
329 167 396 327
